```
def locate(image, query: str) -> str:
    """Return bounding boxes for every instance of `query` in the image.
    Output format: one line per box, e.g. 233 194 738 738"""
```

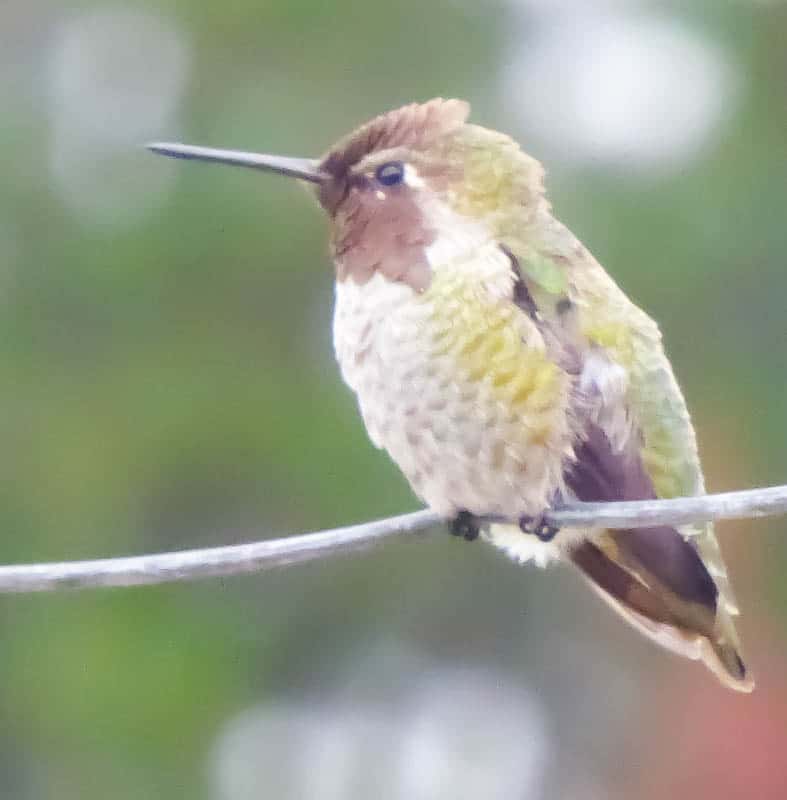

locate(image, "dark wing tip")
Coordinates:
714 643 754 692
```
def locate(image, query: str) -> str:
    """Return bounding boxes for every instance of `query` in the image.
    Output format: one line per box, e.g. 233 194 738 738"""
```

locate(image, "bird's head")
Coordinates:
149 99 549 291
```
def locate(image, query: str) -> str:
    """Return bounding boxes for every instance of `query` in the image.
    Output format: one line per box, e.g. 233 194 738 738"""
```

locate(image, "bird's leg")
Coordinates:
450 510 481 542
519 513 559 542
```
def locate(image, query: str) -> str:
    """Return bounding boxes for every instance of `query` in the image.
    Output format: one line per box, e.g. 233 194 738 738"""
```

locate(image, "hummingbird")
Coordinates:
149 98 752 691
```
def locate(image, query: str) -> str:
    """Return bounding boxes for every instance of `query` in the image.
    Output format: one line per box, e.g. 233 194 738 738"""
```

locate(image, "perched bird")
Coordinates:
149 98 752 691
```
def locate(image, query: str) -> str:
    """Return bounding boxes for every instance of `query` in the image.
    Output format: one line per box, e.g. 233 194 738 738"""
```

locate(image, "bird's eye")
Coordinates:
375 161 405 187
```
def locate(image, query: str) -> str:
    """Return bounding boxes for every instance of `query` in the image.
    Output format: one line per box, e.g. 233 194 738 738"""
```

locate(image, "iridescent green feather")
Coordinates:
561 245 740 622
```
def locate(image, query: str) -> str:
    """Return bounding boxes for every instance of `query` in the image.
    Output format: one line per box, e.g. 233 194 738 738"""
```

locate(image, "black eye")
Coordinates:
375 161 405 187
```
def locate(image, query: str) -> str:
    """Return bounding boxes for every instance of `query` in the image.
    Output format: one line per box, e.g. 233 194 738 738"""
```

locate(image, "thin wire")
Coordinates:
0 484 784 593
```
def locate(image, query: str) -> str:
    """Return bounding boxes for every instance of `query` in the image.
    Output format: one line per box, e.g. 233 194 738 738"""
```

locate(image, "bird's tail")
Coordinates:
569 527 753 692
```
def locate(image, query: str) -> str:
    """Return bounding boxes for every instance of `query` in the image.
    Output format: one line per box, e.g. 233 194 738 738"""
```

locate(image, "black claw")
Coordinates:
519 514 560 542
450 511 480 542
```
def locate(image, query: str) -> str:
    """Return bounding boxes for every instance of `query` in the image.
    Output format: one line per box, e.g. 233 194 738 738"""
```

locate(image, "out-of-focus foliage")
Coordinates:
0 1 785 797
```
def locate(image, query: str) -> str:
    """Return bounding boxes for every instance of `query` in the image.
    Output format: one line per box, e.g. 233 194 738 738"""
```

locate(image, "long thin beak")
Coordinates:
146 142 325 184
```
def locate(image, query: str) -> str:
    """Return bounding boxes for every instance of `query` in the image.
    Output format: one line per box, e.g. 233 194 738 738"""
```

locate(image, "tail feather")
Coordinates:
570 536 753 692
565 422 752 691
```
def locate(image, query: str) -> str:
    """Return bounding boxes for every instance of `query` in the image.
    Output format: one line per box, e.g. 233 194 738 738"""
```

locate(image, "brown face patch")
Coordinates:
315 99 471 291
331 175 434 291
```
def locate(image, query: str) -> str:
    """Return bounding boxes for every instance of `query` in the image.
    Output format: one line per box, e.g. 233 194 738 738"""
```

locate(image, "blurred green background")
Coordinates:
1 0 786 797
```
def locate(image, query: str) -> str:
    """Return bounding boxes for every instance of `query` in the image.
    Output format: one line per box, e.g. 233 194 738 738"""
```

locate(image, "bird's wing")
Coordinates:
577 267 739 613
564 250 751 690
502 215 750 687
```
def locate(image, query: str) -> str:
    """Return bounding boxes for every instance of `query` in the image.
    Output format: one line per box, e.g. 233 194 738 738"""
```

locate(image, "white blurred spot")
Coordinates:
500 10 739 174
397 667 549 800
212 705 402 800
47 9 191 228
507 0 644 11
210 662 551 800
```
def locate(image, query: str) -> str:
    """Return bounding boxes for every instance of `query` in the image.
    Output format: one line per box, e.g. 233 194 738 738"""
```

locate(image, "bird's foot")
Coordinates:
450 510 481 542
519 513 559 542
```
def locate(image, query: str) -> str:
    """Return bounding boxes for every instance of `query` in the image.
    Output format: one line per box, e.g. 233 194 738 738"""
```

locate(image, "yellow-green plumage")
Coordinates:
424 269 564 420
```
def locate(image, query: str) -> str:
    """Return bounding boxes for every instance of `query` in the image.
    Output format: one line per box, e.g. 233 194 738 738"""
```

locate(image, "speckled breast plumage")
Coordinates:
332 244 575 520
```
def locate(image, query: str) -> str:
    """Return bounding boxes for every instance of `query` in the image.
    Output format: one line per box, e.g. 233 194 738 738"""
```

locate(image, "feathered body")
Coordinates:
320 99 750 691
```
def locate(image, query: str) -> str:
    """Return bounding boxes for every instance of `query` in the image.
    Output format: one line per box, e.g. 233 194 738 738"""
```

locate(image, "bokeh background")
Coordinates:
1 0 786 797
